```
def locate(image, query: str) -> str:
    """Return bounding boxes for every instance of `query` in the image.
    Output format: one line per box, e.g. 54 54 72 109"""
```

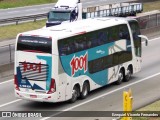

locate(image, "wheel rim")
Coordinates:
118 72 123 82
126 69 131 80
72 89 77 101
83 84 88 96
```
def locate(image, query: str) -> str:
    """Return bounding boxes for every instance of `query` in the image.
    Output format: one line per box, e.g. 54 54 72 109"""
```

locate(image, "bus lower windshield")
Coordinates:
17 36 52 54
48 11 71 21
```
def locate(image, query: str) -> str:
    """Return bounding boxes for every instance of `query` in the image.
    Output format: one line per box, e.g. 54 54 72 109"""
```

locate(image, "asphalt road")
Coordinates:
0 0 137 19
0 37 160 120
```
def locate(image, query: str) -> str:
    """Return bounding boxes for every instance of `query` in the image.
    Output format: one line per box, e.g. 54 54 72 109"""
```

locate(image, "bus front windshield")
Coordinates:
17 36 52 54
48 11 71 21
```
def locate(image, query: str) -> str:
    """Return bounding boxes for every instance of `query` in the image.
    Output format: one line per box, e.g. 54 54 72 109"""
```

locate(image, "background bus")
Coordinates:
14 17 148 103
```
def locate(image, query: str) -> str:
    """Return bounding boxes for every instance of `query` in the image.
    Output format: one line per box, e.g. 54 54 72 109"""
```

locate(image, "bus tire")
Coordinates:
69 85 79 103
80 82 89 99
124 67 132 82
116 69 124 85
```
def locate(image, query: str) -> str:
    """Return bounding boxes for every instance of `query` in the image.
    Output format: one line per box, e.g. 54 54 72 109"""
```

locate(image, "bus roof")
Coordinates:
20 17 134 40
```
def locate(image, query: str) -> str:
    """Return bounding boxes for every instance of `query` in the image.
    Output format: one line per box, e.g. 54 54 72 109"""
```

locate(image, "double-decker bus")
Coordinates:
14 17 148 103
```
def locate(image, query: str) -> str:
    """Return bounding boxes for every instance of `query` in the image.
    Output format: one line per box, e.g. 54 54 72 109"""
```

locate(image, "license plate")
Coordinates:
30 95 37 98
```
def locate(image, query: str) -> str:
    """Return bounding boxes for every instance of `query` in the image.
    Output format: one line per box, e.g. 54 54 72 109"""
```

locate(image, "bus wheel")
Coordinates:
80 82 89 99
69 86 79 103
124 67 132 82
116 69 124 85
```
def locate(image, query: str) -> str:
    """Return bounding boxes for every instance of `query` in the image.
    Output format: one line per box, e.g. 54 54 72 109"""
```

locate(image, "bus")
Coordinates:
14 17 148 103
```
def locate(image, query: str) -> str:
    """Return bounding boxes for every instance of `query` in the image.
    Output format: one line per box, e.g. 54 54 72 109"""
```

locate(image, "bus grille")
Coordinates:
19 62 49 81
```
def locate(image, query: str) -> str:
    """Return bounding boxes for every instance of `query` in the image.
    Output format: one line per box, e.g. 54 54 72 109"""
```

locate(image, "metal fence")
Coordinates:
0 12 160 66
0 13 47 26
0 43 14 66
136 12 160 29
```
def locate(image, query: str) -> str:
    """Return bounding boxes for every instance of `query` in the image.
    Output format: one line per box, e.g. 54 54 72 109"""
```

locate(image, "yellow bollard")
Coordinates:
121 88 133 120
127 88 133 112
123 91 128 112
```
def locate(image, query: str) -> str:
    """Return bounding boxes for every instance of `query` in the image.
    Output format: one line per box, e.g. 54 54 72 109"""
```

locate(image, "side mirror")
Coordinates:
71 10 76 21
47 13 49 19
138 35 148 46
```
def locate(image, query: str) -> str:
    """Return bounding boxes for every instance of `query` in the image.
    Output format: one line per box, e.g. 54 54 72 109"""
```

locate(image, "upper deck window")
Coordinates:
58 24 130 56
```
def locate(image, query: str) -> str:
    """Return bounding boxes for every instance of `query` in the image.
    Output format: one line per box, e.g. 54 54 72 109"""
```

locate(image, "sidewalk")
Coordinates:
0 39 15 47
0 63 13 81
0 39 14 80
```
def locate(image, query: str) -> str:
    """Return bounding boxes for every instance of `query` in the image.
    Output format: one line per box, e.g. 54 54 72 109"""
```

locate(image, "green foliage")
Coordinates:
143 1 160 12
0 20 46 41
0 0 57 9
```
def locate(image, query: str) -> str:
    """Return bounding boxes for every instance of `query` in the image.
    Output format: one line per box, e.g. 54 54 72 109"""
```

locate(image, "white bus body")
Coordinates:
14 17 148 103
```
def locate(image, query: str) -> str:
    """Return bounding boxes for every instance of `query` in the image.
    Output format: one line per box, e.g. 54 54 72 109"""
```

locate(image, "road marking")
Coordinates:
0 99 21 108
7 11 19 14
40 72 160 120
142 36 160 44
0 79 13 85
142 36 160 45
149 37 160 42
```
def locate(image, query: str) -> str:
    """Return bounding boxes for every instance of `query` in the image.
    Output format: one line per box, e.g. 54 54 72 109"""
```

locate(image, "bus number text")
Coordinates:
70 53 88 76
22 61 42 73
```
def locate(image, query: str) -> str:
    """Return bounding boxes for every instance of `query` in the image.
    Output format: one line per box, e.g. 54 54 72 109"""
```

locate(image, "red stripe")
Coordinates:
23 50 46 53
31 35 37 37
49 36 52 40
75 31 86 35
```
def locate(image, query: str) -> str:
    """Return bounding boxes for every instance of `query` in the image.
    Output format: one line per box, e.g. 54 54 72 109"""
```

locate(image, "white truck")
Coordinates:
46 0 143 27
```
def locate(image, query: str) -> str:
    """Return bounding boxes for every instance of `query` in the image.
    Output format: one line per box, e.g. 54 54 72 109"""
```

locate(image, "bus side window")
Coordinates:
119 25 130 40
77 39 84 51
104 30 109 43
111 26 119 41
73 35 86 52
113 53 119 66
92 58 103 73
68 41 75 54
59 43 68 55
74 40 79 52
59 39 74 55
108 27 117 42
98 31 107 45
85 34 91 49
119 26 125 39
108 28 113 42
86 39 92 48
65 44 71 55
91 34 98 48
